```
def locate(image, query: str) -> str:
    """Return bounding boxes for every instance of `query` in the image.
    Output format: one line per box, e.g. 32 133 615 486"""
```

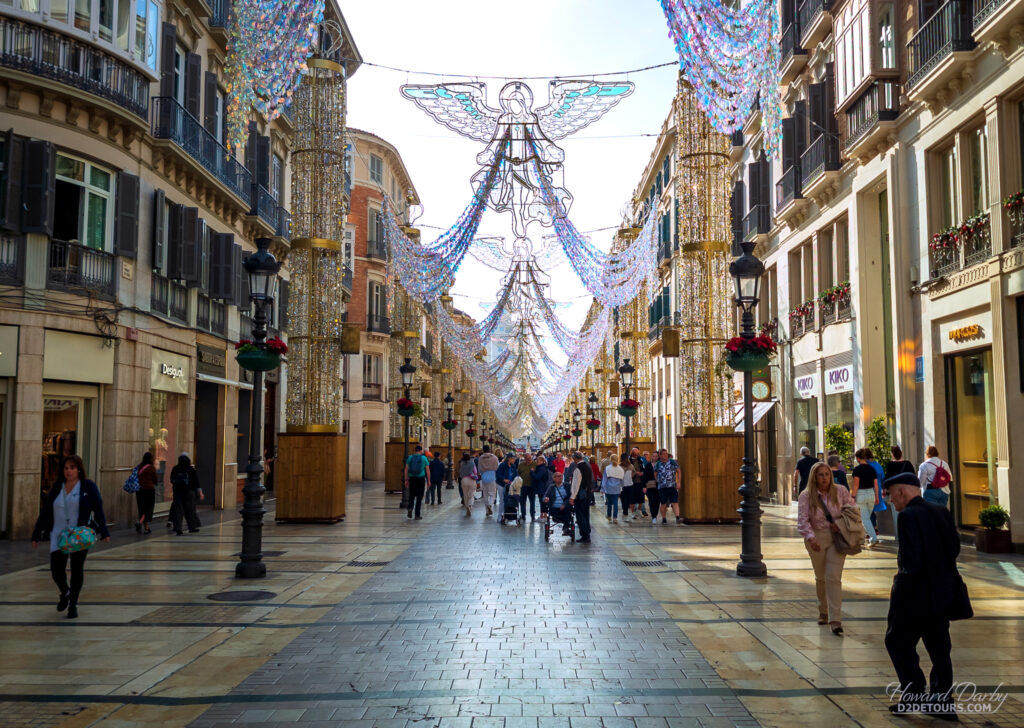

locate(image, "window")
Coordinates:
938 145 958 229
879 3 895 69
362 354 382 385
270 154 283 202
969 126 989 215
369 154 383 185
98 0 113 42
53 153 114 251
153 196 171 273
173 45 186 105
369 207 382 243
51 0 68 22
368 280 385 317
74 0 90 31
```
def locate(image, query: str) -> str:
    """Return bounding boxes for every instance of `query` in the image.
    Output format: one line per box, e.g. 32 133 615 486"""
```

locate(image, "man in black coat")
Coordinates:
884 472 965 721
567 452 593 543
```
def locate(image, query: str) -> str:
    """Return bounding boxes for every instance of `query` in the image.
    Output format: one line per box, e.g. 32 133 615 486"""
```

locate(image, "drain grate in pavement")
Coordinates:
347 560 391 567
622 560 666 567
206 590 277 602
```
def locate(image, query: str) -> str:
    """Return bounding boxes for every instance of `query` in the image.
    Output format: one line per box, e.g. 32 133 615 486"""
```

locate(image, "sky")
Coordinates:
341 0 680 330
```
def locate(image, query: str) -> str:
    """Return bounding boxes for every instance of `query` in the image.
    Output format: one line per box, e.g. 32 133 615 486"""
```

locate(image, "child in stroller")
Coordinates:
501 476 523 525
542 475 575 541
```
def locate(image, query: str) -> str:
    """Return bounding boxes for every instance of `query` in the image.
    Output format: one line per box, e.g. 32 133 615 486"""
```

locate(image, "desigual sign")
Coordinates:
161 363 184 379
824 364 853 395
795 373 818 399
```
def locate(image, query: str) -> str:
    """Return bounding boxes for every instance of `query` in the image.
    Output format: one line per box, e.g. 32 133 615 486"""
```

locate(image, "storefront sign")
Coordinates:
0 325 18 377
824 365 854 395
938 311 993 354
948 324 983 342
794 373 818 399
43 330 114 384
151 349 190 394
196 344 226 377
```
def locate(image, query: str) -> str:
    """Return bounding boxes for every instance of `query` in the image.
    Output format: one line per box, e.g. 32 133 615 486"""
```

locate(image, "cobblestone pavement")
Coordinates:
0 483 1021 727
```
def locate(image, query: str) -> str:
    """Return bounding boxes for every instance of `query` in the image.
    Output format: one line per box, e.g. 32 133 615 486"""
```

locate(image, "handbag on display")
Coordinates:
58 526 97 554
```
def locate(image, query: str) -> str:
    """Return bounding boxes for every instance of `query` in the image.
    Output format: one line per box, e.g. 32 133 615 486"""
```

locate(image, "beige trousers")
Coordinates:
804 529 847 622
460 477 476 509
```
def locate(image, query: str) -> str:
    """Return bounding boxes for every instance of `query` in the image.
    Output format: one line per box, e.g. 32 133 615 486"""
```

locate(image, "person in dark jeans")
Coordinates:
404 444 429 520
568 452 593 543
794 447 819 494
135 451 158 534
169 453 203 534
427 452 446 505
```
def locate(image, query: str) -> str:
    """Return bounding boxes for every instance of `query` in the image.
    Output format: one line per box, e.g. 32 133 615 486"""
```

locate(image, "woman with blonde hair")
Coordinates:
797 461 855 635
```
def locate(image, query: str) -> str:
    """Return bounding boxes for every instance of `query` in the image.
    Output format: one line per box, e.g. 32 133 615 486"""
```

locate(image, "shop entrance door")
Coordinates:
195 381 219 504
945 349 997 528
41 394 94 498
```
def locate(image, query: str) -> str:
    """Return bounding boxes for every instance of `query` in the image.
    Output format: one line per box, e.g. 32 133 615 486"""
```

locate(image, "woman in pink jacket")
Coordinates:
797 462 855 635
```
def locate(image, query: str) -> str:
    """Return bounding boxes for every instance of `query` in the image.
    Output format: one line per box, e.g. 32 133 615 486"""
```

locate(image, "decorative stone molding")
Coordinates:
926 260 992 299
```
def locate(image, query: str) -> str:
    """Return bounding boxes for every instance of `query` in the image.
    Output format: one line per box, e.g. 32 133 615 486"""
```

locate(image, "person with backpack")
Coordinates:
134 451 158 534
169 453 203 534
867 449 886 535
426 452 446 506
403 444 430 520
917 446 952 508
851 448 880 546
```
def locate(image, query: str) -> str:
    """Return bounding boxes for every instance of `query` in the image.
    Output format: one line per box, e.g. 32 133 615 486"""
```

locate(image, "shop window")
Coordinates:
41 396 94 495
825 392 854 434
795 397 817 455
968 126 989 215
369 154 383 185
149 390 182 503
53 153 114 251
946 350 997 528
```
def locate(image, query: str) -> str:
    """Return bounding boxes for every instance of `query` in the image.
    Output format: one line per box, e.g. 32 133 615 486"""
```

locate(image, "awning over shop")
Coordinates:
733 400 777 433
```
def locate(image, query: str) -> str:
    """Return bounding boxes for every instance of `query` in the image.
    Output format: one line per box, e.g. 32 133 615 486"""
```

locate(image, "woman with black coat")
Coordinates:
135 451 158 534
31 455 110 619
169 453 203 534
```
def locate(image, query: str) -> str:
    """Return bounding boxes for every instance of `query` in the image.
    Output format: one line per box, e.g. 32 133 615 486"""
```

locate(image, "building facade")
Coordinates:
728 0 1024 538
0 0 359 537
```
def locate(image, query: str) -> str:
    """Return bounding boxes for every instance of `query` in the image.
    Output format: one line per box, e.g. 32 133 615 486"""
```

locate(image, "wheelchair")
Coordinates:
544 503 575 542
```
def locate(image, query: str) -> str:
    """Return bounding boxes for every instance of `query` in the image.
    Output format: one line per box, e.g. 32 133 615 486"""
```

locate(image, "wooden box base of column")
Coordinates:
676 432 742 524
275 433 347 522
621 437 655 454
386 441 419 492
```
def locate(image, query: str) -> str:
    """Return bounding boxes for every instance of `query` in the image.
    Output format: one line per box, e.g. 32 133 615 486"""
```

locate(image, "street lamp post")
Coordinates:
236 237 281 579
444 392 455 489
467 408 475 453
587 392 598 459
731 240 768 578
572 408 581 452
398 357 416 511
618 358 635 462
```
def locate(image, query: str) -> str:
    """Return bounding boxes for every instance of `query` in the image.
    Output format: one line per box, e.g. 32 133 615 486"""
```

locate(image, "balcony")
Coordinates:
657 239 673 268
367 314 390 335
151 97 253 206
420 345 433 367
363 383 383 401
150 273 189 323
248 183 277 230
758 317 779 343
197 294 226 336
0 17 149 120
341 265 352 297
800 134 842 197
47 240 115 300
789 301 815 338
0 233 23 286
819 283 851 326
274 206 291 240
780 23 808 84
366 238 387 260
729 129 745 162
906 0 975 98
743 205 771 242
798 0 833 50
775 165 804 215
1009 204 1024 249
844 81 900 159
929 214 991 278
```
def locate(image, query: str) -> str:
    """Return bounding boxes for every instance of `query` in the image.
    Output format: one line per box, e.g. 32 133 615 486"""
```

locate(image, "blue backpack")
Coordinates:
123 466 140 493
407 454 427 477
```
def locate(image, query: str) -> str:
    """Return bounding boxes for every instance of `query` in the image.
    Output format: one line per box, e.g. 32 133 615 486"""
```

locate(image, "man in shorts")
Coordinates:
654 449 682 525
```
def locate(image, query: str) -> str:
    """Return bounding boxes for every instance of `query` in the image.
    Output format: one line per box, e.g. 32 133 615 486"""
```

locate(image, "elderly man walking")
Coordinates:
568 452 593 543
884 472 971 720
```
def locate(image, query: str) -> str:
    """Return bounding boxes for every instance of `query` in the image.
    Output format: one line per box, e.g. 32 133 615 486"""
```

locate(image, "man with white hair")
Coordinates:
883 472 968 720
567 452 593 543
793 446 819 496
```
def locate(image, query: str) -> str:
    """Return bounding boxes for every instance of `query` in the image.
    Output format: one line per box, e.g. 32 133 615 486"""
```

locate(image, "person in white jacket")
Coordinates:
917 445 952 508
601 454 625 522
477 446 500 517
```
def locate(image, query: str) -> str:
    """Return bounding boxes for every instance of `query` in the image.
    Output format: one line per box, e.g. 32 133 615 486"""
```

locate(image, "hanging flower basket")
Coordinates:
571 428 583 438
442 420 457 431
724 335 776 372
235 337 287 372
585 418 601 431
618 398 639 418
465 428 476 437
396 397 416 418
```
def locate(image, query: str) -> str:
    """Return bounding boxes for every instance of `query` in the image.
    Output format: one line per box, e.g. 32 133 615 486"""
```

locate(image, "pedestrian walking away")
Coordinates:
568 451 593 542
169 453 204 534
797 462 858 635
601 453 624 522
533 455 551 522
427 452 446 506
31 455 111 619
517 452 537 521
496 453 517 520
827 455 848 487
404 444 430 520
917 446 952 508
884 471 972 719
851 448 881 545
458 452 478 516
134 451 158 534
477 446 500 517
654 449 682 524
884 445 916 535
794 446 819 496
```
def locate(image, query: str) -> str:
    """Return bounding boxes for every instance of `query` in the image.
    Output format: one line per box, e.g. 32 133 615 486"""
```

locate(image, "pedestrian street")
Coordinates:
0 484 1022 728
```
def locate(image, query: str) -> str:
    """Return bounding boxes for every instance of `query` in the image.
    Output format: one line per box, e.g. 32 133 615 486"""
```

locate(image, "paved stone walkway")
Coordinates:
189 502 755 728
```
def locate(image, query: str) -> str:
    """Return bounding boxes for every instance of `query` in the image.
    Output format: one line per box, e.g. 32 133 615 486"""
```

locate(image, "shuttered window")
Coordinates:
53 152 113 250
22 140 56 236
113 171 140 258
209 232 236 300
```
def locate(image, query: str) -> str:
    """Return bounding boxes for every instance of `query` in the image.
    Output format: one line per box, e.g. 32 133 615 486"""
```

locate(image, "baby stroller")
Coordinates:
501 476 523 525
544 496 575 542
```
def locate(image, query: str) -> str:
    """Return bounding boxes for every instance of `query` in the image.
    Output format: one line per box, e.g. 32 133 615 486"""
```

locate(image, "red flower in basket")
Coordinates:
265 336 288 355
724 335 778 357
234 338 253 350
620 398 640 409
585 418 601 428
396 397 414 410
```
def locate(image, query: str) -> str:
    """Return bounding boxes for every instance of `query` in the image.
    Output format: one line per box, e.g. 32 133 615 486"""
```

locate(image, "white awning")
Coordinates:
733 400 777 432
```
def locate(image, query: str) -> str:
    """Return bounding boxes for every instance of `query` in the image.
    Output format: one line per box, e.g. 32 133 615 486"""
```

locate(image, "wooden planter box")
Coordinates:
975 528 1012 554
275 433 347 523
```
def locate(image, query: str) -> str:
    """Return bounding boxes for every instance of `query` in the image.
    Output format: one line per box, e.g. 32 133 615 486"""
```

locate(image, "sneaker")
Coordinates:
870 537 880 545
57 591 70 612
606 516 611 522
676 517 682 525
66 604 78 619
407 511 412 519
612 518 618 523
652 518 658 525
415 515 422 520
662 518 668 524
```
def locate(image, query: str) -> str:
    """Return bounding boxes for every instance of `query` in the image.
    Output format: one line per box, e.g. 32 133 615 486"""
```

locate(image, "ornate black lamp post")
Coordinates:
731 240 767 578
398 357 416 510
444 392 455 489
587 392 598 458
466 408 475 452
572 408 581 452
236 237 280 579
618 358 635 461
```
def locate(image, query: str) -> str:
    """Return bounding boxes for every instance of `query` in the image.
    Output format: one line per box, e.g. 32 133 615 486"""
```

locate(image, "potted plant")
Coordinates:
235 336 288 372
618 398 639 418
976 504 1012 554
724 334 777 372
396 397 416 417
585 418 601 431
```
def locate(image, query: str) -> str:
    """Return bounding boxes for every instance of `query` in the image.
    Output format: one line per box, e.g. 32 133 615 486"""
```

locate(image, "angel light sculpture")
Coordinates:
401 80 634 241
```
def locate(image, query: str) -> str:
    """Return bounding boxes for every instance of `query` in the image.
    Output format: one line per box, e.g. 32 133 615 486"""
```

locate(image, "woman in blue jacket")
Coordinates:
31 455 110 619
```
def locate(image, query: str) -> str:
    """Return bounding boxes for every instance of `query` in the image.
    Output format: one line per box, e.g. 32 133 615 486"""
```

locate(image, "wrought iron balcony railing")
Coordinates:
420 345 433 366
1009 205 1024 249
907 0 975 90
731 130 744 148
47 239 115 299
0 233 23 286
152 97 253 204
362 383 383 401
366 314 391 334
780 23 807 67
776 165 803 209
743 204 771 241
845 81 900 149
197 294 226 335
275 206 291 239
929 214 991 277
366 238 387 260
0 16 149 118
800 133 841 187
973 0 1010 26
798 0 833 44
249 183 276 228
341 265 352 293
209 0 228 27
